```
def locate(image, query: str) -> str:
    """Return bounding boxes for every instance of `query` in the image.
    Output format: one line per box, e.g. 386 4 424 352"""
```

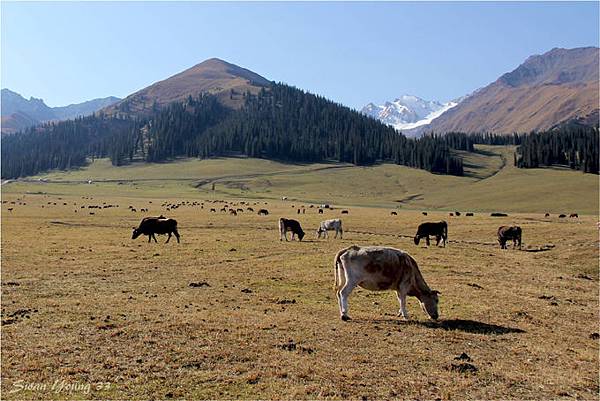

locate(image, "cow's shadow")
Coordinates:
364 318 525 335
418 319 525 335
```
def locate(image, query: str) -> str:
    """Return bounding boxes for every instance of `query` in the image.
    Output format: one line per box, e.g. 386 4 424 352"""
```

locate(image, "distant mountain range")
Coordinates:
361 95 460 134
423 47 599 134
363 47 599 135
1 89 120 134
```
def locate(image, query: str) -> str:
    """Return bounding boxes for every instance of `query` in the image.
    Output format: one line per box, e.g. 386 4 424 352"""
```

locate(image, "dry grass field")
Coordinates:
1 184 598 399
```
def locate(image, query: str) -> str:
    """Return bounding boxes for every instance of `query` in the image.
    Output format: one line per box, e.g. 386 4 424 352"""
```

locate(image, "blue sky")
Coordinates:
2 2 598 109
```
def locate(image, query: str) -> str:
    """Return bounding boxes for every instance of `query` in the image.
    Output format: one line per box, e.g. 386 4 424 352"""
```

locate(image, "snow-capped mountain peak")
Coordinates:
361 94 460 133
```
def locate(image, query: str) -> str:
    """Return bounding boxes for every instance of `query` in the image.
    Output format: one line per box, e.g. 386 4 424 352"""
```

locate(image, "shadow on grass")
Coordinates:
360 318 525 335
417 319 525 335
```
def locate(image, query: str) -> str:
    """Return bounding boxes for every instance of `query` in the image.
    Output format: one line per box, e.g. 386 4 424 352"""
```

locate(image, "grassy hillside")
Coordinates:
3 145 597 214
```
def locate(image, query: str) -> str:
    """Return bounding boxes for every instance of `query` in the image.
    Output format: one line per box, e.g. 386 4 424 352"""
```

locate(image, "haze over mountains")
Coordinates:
1 89 120 134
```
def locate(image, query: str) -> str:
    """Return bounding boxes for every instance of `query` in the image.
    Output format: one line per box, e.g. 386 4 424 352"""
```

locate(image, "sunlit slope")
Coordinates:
5 145 597 214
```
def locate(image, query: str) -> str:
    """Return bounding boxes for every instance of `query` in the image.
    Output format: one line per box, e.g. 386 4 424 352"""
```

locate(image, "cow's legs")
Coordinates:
425 236 430 246
435 235 441 246
166 232 171 243
339 229 343 239
174 229 180 243
151 234 158 243
147 235 152 243
396 290 409 320
338 278 357 321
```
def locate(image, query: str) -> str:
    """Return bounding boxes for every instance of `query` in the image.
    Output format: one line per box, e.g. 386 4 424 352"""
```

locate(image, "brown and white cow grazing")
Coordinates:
414 221 448 247
257 209 269 216
279 218 305 241
498 226 521 249
132 216 180 243
334 245 440 321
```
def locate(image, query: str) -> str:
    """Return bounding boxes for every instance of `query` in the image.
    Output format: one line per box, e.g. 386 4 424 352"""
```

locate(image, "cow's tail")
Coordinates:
334 245 358 290
278 218 284 240
443 220 448 245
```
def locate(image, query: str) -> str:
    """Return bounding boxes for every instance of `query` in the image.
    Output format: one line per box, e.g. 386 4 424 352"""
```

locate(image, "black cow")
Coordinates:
466 212 474 216
414 221 448 247
257 209 269 216
498 226 521 249
279 218 305 241
559 214 567 218
570 213 578 218
390 211 397 216
318 209 324 214
341 210 349 214
132 216 180 243
490 212 508 217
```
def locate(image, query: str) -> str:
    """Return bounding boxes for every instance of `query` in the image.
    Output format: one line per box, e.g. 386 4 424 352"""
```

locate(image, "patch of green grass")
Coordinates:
4 145 597 214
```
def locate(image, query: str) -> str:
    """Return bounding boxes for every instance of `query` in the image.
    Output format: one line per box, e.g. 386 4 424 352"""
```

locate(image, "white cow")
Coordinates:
316 219 343 239
334 245 440 321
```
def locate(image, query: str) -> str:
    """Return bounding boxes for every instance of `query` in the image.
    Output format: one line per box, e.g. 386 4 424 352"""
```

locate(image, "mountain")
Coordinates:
423 47 599 134
2 58 467 179
1 89 121 134
361 95 459 133
104 58 271 116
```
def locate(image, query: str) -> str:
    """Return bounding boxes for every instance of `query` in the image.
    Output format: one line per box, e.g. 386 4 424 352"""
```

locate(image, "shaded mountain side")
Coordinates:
425 47 599 134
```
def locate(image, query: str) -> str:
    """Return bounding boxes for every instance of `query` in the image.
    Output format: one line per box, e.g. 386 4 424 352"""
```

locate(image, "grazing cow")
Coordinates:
210 208 216 212
414 221 448 247
247 207 254 212
341 210 349 214
390 211 397 216
455 212 461 216
318 209 324 214
545 213 550 217
236 208 243 213
449 213 454 217
7 208 13 212
229 209 237 216
490 212 508 217
422 212 428 216
279 218 305 241
316 219 343 239
466 212 474 216
132 216 180 244
334 245 440 321
559 214 567 218
257 209 269 216
498 226 522 249
570 213 579 218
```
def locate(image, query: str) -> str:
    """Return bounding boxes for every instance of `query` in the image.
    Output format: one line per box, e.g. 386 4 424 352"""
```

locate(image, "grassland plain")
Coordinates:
4 145 598 214
1 188 598 400
1 145 598 399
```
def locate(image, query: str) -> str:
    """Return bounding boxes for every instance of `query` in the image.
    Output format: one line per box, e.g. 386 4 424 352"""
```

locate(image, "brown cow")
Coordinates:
334 245 440 321
498 226 521 249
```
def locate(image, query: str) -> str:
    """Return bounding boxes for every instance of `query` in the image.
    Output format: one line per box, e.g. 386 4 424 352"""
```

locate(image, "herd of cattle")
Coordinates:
2 196 578 321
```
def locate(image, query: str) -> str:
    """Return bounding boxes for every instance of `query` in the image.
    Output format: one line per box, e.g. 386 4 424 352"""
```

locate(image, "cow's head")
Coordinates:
419 290 440 320
297 230 305 241
413 235 421 245
315 228 324 239
132 227 141 240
